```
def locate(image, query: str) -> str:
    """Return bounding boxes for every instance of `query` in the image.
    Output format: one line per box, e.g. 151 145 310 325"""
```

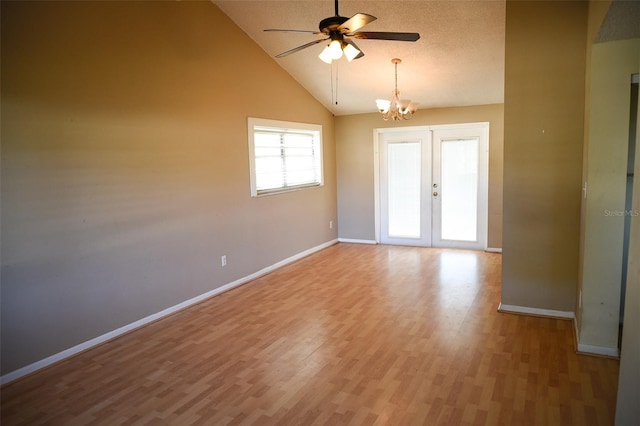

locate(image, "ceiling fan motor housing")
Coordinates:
319 16 349 33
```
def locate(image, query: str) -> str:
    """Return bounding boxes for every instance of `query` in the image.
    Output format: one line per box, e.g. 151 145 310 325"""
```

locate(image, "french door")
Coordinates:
376 123 488 250
379 130 432 246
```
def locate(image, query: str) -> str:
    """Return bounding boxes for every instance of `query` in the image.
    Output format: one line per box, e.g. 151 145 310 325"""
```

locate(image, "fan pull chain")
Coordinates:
330 63 334 105
330 61 339 106
335 62 339 105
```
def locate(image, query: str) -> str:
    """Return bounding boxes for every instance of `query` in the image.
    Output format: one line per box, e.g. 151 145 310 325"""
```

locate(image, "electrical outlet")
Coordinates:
329 220 333 229
221 255 227 267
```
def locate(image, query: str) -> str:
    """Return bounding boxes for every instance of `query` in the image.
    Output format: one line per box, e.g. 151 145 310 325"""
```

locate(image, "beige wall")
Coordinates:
0 1 337 375
502 1 587 312
335 104 504 248
580 39 640 352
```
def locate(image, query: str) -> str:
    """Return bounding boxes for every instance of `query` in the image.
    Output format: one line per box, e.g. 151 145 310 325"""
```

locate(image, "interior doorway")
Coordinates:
375 123 489 250
620 73 639 334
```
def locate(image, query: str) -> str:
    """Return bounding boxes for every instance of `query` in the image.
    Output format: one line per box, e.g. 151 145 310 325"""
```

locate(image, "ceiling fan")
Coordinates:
264 0 420 63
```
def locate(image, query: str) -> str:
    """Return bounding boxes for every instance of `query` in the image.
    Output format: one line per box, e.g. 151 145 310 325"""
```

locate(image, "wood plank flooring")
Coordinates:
0 244 620 425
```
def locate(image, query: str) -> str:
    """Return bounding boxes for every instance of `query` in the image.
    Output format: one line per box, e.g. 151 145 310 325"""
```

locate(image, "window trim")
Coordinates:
248 117 324 197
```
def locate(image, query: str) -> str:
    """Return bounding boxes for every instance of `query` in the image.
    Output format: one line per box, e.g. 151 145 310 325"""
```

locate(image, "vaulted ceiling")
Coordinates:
214 1 506 116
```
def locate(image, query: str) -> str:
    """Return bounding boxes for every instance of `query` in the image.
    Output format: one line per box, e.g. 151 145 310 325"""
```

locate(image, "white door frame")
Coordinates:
374 122 489 249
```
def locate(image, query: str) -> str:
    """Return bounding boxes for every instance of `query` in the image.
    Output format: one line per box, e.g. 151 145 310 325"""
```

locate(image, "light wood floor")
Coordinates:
1 244 619 425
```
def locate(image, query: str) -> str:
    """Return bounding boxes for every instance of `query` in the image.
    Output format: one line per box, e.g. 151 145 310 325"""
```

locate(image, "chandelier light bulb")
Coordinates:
376 99 391 113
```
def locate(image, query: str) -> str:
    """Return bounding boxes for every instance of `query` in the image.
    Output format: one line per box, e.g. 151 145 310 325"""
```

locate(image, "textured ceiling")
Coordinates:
596 0 640 43
214 1 505 116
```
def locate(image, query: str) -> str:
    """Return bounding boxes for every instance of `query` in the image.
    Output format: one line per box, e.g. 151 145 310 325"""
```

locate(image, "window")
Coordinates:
248 117 323 197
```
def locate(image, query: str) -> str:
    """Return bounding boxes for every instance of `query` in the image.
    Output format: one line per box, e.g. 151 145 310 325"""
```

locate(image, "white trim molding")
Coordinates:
573 316 581 351
576 343 620 358
485 247 502 253
338 238 378 245
1 239 339 385
497 302 575 319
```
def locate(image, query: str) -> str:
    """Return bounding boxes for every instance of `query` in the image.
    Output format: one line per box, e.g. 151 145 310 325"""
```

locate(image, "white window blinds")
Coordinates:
248 118 323 196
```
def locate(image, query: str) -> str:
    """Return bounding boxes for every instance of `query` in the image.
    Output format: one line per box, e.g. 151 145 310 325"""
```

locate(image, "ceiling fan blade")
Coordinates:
337 13 376 33
350 32 421 42
275 38 328 58
264 29 323 35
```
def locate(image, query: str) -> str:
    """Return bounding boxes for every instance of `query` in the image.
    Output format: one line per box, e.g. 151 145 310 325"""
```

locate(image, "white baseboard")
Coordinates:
338 238 378 245
0 239 339 386
485 247 502 253
572 316 619 358
576 343 620 358
497 302 575 319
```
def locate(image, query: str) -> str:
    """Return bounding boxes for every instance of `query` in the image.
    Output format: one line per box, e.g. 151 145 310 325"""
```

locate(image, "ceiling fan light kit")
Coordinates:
319 40 361 64
376 58 418 121
319 39 346 63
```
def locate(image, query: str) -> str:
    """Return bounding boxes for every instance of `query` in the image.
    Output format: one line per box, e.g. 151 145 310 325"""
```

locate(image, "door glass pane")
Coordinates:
388 142 421 238
441 138 478 241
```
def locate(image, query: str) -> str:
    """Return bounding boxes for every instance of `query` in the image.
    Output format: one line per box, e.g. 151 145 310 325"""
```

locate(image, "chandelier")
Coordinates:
375 58 418 121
